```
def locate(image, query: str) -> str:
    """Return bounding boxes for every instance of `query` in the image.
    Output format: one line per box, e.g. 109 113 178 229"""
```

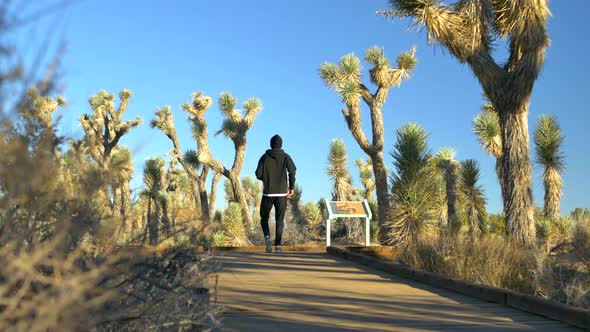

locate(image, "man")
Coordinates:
255 134 296 253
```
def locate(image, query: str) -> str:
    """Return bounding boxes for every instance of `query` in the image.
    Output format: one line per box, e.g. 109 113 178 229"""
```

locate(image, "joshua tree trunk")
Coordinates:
209 172 222 216
370 151 388 227
149 197 160 245
500 108 535 246
120 181 131 228
544 169 561 223
198 167 210 220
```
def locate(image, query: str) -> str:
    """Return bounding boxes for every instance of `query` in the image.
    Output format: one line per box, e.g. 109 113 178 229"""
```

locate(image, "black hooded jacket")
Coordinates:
255 148 296 195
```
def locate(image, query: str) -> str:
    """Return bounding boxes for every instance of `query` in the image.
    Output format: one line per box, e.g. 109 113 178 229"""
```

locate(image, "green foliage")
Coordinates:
142 158 165 192
339 53 361 81
534 115 565 171
459 159 487 237
301 202 322 229
222 203 247 246
327 139 355 201
211 231 225 247
473 108 502 157
487 213 506 237
396 48 417 70
386 123 441 244
391 123 430 182
364 46 390 68
218 92 238 117
183 149 200 170
535 218 552 240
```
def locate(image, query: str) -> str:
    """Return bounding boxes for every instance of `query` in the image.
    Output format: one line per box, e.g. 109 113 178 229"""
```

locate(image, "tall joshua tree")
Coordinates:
151 106 210 219
355 158 376 201
79 89 141 217
434 147 461 228
459 159 487 238
182 92 262 227
533 115 565 223
320 45 417 228
381 0 550 246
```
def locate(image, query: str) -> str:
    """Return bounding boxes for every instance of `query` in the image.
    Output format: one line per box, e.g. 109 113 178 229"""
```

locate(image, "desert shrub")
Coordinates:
571 219 590 266
221 203 248 246
97 248 218 331
399 234 535 292
210 231 225 247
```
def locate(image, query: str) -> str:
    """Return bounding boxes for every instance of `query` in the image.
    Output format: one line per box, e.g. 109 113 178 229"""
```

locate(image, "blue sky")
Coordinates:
34 1 590 213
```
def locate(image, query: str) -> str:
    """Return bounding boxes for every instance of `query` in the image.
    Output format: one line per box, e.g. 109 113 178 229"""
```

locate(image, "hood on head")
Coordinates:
270 134 282 149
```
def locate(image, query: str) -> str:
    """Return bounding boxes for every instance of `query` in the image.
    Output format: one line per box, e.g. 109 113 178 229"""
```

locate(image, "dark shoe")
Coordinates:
265 236 272 253
275 246 282 253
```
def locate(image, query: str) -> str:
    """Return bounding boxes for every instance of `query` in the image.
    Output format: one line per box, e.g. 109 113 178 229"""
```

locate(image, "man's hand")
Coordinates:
287 189 294 197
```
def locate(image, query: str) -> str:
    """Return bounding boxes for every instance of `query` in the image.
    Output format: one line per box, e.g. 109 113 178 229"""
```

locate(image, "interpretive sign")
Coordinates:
324 199 372 247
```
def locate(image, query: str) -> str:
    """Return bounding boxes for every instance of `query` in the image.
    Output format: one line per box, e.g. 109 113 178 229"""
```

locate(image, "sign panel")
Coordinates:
329 201 365 216
324 199 372 247
325 199 372 219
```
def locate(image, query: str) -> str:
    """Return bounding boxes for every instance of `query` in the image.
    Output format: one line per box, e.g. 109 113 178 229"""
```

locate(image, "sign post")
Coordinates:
324 199 372 247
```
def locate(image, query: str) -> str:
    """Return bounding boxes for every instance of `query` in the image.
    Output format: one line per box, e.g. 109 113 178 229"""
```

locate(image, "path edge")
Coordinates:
327 246 590 330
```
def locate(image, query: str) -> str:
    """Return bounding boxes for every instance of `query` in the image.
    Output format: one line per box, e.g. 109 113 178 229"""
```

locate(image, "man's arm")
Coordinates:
286 154 296 189
255 156 264 180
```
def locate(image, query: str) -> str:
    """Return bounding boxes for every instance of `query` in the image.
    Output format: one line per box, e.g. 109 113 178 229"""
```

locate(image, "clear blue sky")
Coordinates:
43 1 590 213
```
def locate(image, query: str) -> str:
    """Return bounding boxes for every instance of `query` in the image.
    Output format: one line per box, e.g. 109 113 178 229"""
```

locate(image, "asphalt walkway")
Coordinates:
214 252 579 331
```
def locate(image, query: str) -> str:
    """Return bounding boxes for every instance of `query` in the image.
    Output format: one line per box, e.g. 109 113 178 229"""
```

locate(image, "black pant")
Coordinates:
260 195 287 246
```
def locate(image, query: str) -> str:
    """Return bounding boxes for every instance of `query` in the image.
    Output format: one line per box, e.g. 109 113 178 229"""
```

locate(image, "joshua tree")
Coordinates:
151 106 210 219
434 147 461 228
108 147 134 234
327 139 355 201
141 158 165 245
386 123 441 244
182 92 262 227
381 0 551 246
533 115 565 223
78 89 141 216
355 158 376 201
319 45 417 228
459 159 487 238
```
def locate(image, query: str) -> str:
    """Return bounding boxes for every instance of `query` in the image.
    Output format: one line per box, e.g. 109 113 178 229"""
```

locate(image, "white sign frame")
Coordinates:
324 198 372 247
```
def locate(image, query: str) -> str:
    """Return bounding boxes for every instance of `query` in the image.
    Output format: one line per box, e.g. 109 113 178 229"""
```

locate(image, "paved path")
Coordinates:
214 252 579 331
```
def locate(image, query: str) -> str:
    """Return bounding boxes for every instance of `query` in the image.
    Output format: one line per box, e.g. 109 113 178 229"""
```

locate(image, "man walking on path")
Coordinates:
255 134 297 253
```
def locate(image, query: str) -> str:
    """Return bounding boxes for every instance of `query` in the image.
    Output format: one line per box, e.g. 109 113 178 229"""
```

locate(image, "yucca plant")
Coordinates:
141 158 165 245
327 139 355 201
319 46 417 228
222 202 248 246
355 158 376 201
386 123 441 245
534 115 565 224
459 159 487 238
473 103 505 200
434 147 461 229
381 0 551 247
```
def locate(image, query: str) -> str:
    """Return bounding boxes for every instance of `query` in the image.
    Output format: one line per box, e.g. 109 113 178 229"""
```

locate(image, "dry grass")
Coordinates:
399 234 535 292
399 227 590 309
